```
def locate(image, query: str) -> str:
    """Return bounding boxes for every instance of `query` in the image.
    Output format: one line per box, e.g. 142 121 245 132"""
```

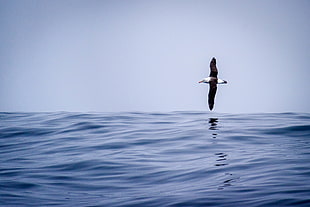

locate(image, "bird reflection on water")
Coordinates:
208 117 236 190
209 118 218 138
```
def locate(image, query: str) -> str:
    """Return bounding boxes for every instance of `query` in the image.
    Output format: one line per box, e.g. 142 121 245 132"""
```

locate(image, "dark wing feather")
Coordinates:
209 57 218 78
208 80 217 110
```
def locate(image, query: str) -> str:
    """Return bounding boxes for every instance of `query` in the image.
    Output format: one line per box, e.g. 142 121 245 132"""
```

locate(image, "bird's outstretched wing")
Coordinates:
209 57 218 78
208 79 217 110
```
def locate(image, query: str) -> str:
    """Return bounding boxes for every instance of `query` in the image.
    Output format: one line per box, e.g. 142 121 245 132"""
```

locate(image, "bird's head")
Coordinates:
198 77 210 83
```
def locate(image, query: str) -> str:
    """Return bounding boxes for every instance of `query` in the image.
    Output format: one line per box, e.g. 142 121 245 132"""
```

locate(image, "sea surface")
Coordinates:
1 112 310 207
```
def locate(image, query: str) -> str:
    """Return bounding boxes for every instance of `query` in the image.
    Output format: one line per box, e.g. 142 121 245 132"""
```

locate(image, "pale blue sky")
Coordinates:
1 0 309 113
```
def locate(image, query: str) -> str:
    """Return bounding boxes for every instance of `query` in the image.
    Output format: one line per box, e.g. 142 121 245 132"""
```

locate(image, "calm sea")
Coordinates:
1 112 310 207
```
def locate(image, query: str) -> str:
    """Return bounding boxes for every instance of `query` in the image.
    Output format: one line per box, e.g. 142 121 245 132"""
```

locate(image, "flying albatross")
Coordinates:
199 57 227 110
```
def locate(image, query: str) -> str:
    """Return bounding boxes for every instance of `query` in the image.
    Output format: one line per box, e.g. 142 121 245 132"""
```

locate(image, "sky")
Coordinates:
0 0 309 113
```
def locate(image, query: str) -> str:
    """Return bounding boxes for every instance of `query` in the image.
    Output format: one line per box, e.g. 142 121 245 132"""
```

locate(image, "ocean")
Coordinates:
1 112 310 207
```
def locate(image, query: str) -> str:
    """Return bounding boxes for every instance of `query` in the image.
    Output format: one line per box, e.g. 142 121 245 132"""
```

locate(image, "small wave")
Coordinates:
265 125 310 136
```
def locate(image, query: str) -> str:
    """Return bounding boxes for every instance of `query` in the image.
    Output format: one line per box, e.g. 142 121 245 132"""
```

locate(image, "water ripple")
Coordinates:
1 112 310 206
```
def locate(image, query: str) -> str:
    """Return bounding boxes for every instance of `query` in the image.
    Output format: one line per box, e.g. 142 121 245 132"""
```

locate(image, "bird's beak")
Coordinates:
198 81 203 83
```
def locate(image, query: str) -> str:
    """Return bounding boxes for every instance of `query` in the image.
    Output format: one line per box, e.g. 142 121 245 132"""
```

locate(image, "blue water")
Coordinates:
1 112 310 207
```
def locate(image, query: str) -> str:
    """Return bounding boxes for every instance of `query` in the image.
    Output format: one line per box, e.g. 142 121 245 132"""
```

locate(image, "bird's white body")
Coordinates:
199 77 227 84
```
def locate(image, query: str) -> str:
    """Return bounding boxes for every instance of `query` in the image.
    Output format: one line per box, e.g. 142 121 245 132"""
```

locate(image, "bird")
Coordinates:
199 57 227 110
